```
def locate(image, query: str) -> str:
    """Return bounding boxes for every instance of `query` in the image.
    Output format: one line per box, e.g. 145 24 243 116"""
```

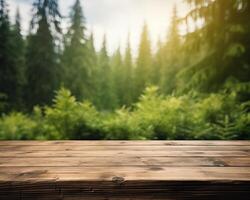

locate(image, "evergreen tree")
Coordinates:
179 0 250 92
153 38 164 86
61 0 90 100
122 35 134 105
111 46 123 106
96 36 116 110
135 23 152 99
0 1 24 111
26 0 61 109
31 0 61 33
86 32 98 104
161 5 181 94
86 32 97 68
12 8 26 109
0 0 10 111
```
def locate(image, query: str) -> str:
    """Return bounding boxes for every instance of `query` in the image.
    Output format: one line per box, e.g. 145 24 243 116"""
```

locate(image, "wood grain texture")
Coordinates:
0 141 249 200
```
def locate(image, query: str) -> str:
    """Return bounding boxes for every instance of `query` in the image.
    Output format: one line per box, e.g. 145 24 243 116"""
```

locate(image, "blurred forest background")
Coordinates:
0 0 249 140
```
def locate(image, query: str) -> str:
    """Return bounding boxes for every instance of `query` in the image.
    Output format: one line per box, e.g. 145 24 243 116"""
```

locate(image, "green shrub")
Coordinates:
31 106 60 140
44 88 103 139
0 86 249 140
234 113 250 139
0 113 36 140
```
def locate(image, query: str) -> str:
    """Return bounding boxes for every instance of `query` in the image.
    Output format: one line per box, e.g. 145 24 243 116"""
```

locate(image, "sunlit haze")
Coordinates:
9 0 188 55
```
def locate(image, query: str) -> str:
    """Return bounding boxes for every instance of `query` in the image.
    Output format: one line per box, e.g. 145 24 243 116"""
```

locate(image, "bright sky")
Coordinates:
9 0 188 55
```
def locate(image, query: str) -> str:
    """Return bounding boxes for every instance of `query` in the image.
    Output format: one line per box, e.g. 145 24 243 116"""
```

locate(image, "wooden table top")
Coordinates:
0 140 250 199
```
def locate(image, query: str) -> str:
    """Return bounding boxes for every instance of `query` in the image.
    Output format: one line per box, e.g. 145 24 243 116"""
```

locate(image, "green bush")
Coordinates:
103 108 135 140
0 87 249 140
131 87 193 139
0 113 36 140
44 88 103 139
31 106 60 140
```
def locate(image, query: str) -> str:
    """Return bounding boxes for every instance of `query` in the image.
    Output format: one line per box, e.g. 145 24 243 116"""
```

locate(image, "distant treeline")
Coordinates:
0 0 250 112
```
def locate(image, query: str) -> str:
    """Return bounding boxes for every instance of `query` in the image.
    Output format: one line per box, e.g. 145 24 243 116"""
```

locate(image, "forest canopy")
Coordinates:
0 0 249 140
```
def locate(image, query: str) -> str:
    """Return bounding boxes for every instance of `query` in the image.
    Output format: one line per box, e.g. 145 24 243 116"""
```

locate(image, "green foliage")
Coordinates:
44 88 103 139
61 0 92 100
122 36 134 105
31 0 61 33
132 87 193 140
96 36 116 110
0 1 25 112
160 5 181 94
12 8 26 110
135 23 152 98
103 108 138 140
235 113 250 139
31 106 60 140
0 113 36 140
26 2 60 109
111 47 123 107
1 87 248 140
178 0 250 92
86 32 98 104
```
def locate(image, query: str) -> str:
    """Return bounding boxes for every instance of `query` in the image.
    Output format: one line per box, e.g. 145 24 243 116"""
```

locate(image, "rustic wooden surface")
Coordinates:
0 141 250 200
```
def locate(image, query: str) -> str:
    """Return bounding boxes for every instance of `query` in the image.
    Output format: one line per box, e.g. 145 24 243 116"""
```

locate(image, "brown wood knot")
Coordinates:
149 167 164 171
213 160 227 167
17 170 48 178
112 176 125 185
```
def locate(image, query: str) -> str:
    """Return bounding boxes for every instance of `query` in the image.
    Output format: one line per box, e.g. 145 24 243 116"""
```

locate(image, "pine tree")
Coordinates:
153 38 164 87
179 0 250 92
96 36 116 110
61 0 90 100
0 1 24 111
26 0 61 109
31 0 61 33
86 32 97 67
160 5 181 94
135 23 152 99
12 8 26 109
86 32 98 104
122 35 134 105
111 46 123 106
0 0 11 111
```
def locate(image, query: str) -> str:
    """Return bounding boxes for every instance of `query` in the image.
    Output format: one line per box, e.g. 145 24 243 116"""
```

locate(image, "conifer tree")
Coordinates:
153 38 164 86
0 0 11 111
111 46 123 106
161 5 181 94
135 23 152 99
179 0 250 92
26 0 61 108
61 0 90 100
96 36 116 110
31 0 61 33
86 32 97 68
86 32 98 104
122 35 134 105
12 8 26 109
0 1 24 111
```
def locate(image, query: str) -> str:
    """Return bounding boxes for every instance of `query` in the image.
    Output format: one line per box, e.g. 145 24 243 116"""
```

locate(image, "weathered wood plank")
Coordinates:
0 150 249 157
0 157 249 167
1 145 250 151
0 167 250 181
0 140 250 146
